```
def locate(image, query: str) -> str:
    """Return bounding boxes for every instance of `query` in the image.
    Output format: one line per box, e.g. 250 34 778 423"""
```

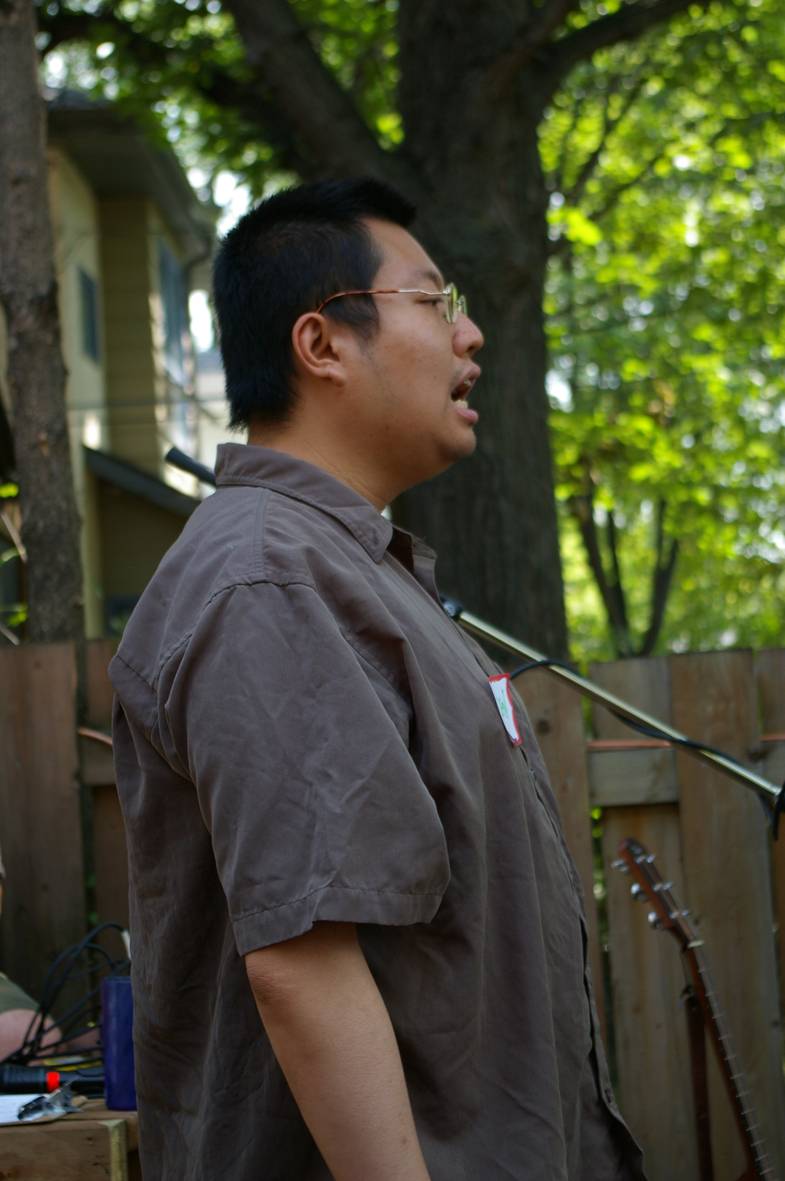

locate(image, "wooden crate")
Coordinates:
0 1101 139 1180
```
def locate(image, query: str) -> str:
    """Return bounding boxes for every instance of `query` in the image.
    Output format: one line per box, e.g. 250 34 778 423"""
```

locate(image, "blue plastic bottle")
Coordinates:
101 974 137 1110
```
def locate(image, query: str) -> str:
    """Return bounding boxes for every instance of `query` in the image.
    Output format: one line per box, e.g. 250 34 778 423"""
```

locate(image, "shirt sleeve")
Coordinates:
162 580 451 955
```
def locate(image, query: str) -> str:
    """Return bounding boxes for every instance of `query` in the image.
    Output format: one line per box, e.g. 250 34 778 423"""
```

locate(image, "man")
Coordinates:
110 178 645 1180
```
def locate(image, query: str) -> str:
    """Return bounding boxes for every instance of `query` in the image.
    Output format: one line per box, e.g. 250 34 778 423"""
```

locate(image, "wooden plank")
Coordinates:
86 638 117 729
513 669 606 1031
754 649 785 1034
0 644 86 997
0 1115 128 1180
79 737 115 788
587 747 678 807
83 639 129 928
590 654 673 743
589 657 699 1180
671 649 785 1181
92 782 130 928
602 803 697 1181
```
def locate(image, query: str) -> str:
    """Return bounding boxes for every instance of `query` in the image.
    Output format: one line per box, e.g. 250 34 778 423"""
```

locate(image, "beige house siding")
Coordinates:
1 102 211 641
99 197 160 474
98 480 186 625
148 207 200 498
48 146 106 636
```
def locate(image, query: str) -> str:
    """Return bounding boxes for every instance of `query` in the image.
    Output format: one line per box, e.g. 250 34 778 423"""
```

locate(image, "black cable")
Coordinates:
509 657 580 679
166 451 784 844
1 923 128 1067
511 658 784 840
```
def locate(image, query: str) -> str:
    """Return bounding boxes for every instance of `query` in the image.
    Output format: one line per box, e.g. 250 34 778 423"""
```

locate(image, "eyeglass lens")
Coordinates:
446 284 467 324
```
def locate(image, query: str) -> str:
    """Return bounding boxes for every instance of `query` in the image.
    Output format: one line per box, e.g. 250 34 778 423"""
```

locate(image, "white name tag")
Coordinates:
488 674 523 746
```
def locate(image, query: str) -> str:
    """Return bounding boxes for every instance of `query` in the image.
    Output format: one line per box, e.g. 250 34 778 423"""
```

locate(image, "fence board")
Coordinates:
671 650 785 1180
85 639 117 729
587 747 678 807
3 636 783 1177
755 648 785 1014
591 658 695 1180
602 803 696 1181
0 644 86 997
84 640 127 928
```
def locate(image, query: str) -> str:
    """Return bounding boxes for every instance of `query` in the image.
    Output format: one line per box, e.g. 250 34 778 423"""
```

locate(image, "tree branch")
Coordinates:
222 0 419 193
586 141 669 222
523 0 584 58
549 88 583 195
36 3 316 176
568 487 631 657
547 0 713 81
490 0 583 97
563 70 647 206
638 500 679 655
605 509 632 650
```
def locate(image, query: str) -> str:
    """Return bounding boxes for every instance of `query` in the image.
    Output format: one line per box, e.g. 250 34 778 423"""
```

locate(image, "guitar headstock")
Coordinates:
614 838 700 952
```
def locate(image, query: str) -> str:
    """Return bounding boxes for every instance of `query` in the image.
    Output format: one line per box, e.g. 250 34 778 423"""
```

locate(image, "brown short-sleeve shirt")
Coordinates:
110 442 645 1181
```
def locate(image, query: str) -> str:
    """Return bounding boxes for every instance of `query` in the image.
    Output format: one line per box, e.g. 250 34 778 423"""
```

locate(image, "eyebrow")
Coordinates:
410 266 446 290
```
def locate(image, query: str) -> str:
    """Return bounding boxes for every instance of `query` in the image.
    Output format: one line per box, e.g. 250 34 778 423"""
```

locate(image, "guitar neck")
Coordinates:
683 943 773 1180
616 838 774 1180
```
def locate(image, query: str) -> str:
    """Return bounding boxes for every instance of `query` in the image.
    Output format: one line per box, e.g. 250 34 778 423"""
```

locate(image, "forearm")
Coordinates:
246 923 430 1181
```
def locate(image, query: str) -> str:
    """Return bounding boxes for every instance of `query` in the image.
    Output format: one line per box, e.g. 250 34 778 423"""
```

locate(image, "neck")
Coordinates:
246 424 395 511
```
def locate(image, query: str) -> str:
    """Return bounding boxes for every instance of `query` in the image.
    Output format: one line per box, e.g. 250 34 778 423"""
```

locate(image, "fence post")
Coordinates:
754 648 785 1018
0 643 86 996
590 657 696 1181
672 649 785 1180
515 669 605 1031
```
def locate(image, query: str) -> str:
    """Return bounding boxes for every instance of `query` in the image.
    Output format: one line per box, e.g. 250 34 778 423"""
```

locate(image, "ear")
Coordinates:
291 312 349 386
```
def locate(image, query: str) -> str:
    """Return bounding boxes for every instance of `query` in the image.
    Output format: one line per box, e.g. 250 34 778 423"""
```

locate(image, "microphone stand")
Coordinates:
165 447 783 816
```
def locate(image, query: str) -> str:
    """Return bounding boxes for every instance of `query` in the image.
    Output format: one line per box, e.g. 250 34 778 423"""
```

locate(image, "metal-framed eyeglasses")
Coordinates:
315 282 467 325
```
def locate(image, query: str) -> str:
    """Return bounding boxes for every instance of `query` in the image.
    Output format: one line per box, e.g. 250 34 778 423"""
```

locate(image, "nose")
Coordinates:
454 312 484 357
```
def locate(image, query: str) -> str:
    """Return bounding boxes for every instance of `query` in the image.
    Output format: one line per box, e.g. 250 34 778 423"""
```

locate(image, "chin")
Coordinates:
432 434 478 475
451 432 478 460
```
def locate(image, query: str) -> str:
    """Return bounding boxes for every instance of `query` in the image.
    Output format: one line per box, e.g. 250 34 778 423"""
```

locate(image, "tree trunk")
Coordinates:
395 9 568 656
396 212 568 658
0 0 83 644
54 0 701 659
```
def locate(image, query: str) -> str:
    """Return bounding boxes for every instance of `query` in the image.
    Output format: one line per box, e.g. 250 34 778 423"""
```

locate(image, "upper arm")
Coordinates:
244 921 365 1009
165 582 450 958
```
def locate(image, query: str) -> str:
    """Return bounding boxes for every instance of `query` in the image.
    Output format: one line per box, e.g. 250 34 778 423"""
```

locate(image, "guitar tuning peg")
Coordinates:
681 908 690 917
647 912 662 929
611 859 629 873
645 854 656 864
653 881 673 893
630 883 645 901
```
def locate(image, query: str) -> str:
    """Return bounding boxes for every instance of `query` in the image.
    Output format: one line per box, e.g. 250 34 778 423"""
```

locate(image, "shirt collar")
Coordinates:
214 442 395 563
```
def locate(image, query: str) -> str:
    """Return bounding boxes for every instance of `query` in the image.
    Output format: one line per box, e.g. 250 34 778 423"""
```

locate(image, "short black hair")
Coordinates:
212 178 416 429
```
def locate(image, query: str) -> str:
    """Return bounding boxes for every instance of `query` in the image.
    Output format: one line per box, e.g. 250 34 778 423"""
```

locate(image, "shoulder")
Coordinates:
112 485 382 695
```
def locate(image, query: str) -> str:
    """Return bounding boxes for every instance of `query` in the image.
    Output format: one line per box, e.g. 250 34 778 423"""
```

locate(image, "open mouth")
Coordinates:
450 371 480 424
451 379 471 406
451 371 479 408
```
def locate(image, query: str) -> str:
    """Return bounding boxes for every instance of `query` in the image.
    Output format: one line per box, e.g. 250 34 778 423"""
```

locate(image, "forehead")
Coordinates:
364 217 445 288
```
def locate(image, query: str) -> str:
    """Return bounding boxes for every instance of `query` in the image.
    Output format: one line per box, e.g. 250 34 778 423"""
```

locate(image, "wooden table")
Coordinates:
0 1100 140 1180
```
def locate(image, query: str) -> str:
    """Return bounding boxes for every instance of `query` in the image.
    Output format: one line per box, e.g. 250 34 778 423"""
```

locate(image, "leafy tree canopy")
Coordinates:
36 0 785 660
541 0 785 656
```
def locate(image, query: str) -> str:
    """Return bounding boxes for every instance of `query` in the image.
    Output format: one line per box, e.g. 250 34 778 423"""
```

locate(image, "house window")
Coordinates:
79 268 100 361
158 241 188 384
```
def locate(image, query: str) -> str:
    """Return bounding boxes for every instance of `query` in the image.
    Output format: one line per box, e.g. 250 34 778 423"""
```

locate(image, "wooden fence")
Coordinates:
0 640 783 1179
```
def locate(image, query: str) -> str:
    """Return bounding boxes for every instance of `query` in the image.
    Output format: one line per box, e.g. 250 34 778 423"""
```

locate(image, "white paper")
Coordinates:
0 1092 48 1125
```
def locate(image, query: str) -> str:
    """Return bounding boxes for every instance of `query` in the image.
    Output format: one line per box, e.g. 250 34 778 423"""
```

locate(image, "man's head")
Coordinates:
213 178 416 429
214 178 484 506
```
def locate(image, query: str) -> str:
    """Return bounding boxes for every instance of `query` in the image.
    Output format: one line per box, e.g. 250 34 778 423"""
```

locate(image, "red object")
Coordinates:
46 1071 60 1092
